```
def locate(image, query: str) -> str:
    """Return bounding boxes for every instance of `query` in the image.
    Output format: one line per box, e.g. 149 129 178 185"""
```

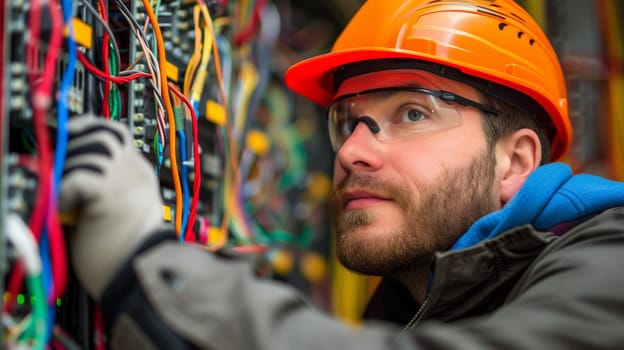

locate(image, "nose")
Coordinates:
334 118 384 173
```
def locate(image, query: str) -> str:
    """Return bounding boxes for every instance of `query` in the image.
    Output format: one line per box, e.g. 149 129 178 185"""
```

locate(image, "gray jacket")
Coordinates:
103 206 624 349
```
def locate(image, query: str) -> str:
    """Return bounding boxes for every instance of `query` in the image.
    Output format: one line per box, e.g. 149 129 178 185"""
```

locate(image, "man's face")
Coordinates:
330 69 499 276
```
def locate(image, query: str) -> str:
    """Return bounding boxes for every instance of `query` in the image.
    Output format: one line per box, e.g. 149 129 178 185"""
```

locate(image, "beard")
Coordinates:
330 149 497 276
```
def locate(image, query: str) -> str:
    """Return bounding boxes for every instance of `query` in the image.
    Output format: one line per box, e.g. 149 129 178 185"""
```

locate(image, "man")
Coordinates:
60 0 624 349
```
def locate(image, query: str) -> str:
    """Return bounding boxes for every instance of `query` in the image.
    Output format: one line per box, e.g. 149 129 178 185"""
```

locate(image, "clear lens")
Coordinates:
328 88 464 151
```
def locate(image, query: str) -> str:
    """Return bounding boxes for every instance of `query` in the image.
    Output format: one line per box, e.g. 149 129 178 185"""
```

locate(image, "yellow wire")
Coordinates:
223 55 259 242
141 0 183 234
190 19 214 103
183 5 202 96
238 0 249 30
198 1 228 137
191 1 233 251
233 49 259 139
213 16 231 29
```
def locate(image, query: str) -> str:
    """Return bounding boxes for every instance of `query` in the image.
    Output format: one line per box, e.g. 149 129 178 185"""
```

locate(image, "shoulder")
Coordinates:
510 206 624 299
464 206 624 348
538 206 624 256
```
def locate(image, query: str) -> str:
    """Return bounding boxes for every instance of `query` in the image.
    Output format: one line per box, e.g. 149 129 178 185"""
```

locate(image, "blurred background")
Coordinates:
2 0 623 348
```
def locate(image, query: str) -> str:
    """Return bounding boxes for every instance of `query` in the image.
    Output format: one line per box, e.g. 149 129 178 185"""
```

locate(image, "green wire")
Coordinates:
19 275 46 350
153 132 161 174
174 106 184 130
108 40 122 120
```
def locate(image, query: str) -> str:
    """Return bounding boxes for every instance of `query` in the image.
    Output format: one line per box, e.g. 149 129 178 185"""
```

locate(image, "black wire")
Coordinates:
119 69 149 76
77 0 122 75
112 0 159 73
112 0 143 34
147 79 168 124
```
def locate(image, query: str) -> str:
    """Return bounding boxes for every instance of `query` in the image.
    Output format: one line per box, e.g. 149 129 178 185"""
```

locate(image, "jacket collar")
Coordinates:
364 225 556 324
425 225 555 321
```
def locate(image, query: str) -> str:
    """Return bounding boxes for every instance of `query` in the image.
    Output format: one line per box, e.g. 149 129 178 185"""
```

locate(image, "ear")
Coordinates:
496 129 541 203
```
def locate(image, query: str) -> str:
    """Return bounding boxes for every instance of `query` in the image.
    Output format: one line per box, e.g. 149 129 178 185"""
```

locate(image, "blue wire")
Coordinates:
154 138 164 177
216 35 233 98
38 229 54 343
177 130 190 242
191 100 200 118
54 0 77 196
157 141 164 168
46 304 56 345
42 3 75 343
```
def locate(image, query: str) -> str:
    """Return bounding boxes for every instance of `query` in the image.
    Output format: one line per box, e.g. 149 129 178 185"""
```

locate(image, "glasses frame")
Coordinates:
328 86 499 151
331 86 499 116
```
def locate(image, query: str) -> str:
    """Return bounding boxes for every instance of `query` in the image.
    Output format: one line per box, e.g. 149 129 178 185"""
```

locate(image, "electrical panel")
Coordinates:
1 0 337 348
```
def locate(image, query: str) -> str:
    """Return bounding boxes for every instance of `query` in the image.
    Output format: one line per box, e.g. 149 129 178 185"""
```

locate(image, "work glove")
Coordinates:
59 115 165 301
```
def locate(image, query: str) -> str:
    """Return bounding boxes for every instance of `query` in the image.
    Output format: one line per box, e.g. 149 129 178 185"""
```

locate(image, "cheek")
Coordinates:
390 134 485 184
420 124 487 163
332 159 345 185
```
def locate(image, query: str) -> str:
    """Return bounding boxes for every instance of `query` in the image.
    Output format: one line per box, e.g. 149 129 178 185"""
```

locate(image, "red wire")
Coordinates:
3 261 25 313
47 198 67 301
50 338 65 350
78 52 151 83
25 0 44 240
25 2 41 89
27 0 62 242
93 303 106 350
232 0 268 46
98 0 111 120
168 83 201 242
25 0 66 308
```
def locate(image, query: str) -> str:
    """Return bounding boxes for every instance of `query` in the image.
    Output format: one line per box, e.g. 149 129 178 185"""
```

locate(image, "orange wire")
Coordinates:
168 83 201 242
141 0 183 234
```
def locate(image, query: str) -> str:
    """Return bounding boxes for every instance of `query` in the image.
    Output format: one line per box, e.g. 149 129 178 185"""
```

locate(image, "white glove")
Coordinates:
59 115 165 301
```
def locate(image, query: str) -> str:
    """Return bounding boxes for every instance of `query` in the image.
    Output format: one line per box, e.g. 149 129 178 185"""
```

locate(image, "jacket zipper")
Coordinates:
388 295 430 348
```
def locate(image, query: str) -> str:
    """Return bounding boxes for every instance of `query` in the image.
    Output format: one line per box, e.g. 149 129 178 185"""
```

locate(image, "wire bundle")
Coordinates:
4 0 336 347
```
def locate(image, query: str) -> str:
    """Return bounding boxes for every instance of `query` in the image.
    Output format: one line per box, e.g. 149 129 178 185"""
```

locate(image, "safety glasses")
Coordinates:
327 87 498 151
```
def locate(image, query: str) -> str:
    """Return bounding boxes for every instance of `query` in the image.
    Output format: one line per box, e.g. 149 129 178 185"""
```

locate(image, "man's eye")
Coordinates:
401 108 427 123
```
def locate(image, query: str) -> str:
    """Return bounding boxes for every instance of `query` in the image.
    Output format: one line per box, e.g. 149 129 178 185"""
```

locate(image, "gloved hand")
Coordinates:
59 115 165 301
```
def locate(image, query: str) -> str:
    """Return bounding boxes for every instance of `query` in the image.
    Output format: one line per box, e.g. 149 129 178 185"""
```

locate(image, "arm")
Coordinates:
104 209 624 350
102 241 399 350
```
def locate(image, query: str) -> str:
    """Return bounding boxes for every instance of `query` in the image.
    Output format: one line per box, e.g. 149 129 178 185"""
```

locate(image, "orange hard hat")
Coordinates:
285 0 572 161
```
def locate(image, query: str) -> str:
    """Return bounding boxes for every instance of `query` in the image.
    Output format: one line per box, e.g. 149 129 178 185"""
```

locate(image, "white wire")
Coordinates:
7 213 42 275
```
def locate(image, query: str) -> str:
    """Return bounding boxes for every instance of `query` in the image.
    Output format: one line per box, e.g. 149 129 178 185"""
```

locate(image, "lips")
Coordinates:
343 190 390 209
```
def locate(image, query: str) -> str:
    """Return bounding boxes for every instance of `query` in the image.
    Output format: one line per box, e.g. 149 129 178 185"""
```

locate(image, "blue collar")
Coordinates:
451 163 624 250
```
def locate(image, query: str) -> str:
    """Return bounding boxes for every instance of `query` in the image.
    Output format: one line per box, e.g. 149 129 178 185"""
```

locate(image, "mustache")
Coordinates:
331 173 411 210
